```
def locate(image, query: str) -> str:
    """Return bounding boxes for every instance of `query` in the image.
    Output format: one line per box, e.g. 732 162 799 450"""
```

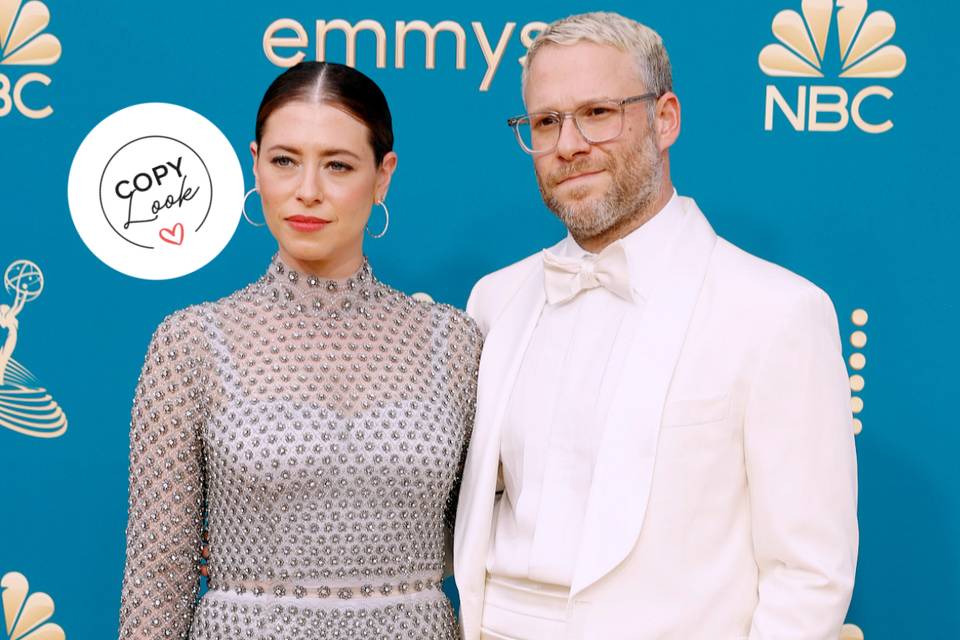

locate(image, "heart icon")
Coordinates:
159 223 185 246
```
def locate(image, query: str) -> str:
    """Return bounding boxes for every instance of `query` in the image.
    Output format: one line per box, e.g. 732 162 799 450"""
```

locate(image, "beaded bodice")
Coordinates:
118 254 481 639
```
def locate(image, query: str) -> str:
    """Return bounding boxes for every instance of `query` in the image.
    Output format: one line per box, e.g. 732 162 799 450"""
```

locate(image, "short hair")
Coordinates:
522 12 673 97
255 61 394 166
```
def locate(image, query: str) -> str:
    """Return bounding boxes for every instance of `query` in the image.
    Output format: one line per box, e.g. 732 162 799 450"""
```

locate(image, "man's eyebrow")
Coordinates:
526 96 618 112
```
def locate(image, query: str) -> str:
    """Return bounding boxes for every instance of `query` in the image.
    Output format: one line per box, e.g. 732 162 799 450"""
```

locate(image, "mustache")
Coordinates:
548 160 609 187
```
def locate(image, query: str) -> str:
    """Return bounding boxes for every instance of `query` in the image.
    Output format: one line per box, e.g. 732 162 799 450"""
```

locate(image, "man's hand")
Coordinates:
199 530 210 578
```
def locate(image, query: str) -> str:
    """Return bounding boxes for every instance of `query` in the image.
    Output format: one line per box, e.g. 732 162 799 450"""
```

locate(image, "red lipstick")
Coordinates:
285 215 330 232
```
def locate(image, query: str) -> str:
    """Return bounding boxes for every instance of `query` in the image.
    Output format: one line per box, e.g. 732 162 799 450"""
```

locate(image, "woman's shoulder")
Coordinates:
382 285 483 349
148 301 216 350
430 299 483 346
154 279 264 331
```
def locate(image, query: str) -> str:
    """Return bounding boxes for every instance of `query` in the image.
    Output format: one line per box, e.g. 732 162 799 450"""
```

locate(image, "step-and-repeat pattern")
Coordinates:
1 1 956 637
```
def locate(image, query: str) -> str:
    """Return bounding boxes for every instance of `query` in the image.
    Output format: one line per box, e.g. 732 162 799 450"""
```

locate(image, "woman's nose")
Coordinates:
295 170 323 205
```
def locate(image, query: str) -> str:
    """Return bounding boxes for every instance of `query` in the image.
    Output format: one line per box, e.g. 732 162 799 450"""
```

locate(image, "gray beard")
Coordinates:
539 134 663 241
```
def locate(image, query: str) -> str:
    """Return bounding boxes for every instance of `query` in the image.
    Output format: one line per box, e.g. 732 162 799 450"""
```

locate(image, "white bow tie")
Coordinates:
542 241 633 305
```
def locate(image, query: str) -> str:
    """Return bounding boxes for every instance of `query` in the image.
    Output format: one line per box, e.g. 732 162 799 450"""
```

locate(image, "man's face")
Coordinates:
524 42 664 240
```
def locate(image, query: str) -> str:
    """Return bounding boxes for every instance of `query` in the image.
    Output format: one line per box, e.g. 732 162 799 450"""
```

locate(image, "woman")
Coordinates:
118 61 481 639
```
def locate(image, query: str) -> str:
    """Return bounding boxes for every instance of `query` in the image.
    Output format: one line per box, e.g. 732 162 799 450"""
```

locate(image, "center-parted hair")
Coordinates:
255 61 394 166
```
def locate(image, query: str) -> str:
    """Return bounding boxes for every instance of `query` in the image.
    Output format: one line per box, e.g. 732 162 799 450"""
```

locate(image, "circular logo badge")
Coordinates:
68 103 243 280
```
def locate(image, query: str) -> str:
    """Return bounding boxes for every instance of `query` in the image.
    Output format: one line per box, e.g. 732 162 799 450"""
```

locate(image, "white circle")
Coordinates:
68 103 243 280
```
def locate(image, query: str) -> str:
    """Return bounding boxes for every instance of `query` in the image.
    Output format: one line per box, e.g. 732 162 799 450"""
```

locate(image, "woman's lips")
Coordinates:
285 215 330 232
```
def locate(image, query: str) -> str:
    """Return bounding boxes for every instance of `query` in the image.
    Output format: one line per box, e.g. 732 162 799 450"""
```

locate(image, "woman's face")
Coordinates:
251 100 397 276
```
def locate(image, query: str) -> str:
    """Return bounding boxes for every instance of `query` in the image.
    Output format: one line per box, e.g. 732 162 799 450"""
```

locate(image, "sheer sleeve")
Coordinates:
119 309 208 639
442 308 483 577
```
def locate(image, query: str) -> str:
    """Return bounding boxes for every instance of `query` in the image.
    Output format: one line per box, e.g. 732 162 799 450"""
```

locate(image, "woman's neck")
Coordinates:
277 246 365 280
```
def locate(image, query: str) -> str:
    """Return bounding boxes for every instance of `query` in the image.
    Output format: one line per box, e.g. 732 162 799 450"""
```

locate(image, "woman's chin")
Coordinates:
276 234 363 270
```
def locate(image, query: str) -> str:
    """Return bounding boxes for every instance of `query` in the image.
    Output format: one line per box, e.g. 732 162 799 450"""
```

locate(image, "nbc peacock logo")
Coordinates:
1 572 65 640
0 0 62 119
759 0 906 134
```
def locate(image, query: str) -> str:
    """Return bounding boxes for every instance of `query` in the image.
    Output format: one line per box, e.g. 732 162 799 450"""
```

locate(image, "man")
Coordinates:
454 11 858 640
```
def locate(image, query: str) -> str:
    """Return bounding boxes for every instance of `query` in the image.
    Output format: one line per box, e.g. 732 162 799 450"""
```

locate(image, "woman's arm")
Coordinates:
442 309 483 579
118 309 208 640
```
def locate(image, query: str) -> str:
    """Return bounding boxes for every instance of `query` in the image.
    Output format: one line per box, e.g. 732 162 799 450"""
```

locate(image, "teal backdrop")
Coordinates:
1 0 956 637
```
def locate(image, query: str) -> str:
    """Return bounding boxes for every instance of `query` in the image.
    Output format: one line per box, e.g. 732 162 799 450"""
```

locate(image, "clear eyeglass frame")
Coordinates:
506 92 660 155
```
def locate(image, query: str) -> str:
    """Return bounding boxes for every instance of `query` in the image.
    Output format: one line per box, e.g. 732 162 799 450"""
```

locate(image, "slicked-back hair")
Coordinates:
255 61 394 166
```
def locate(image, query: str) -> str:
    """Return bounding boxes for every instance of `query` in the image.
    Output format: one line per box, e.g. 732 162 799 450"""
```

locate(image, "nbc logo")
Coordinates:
1 572 64 640
0 0 62 119
759 0 905 134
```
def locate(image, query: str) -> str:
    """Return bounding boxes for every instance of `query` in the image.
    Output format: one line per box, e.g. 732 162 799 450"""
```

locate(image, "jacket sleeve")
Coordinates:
465 279 490 337
118 310 208 639
745 288 859 639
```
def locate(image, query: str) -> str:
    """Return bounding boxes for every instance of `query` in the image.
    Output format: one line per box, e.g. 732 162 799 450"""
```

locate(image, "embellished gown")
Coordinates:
118 255 482 639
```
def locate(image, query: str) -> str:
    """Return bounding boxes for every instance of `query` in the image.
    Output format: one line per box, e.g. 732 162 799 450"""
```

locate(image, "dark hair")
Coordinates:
255 61 394 165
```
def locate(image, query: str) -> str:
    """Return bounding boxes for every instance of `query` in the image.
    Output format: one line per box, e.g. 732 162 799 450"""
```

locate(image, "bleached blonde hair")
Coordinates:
522 12 673 97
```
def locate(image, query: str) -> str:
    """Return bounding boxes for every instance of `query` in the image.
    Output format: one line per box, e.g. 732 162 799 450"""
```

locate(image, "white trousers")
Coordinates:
480 575 572 640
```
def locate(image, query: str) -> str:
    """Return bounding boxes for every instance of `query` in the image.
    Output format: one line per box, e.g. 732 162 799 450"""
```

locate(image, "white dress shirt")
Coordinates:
486 192 684 587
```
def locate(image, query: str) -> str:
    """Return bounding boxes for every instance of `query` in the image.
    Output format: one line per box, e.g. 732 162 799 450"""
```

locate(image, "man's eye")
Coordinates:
583 106 615 118
533 115 559 129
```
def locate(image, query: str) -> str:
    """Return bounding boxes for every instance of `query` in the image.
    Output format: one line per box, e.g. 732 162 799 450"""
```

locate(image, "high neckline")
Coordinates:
259 253 378 310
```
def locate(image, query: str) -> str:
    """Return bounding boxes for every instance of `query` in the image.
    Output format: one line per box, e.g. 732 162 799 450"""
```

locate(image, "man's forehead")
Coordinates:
523 41 641 110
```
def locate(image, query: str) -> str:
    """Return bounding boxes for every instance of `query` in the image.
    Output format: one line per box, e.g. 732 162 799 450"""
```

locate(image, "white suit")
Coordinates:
454 196 858 639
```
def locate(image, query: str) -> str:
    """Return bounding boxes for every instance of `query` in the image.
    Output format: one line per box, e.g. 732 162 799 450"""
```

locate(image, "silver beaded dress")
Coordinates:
118 254 482 640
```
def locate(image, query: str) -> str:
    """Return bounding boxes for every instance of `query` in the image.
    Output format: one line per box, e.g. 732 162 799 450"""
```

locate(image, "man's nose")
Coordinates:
555 115 591 160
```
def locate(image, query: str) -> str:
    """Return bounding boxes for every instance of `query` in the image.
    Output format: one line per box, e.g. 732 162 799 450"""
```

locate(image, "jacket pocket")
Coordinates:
661 395 730 428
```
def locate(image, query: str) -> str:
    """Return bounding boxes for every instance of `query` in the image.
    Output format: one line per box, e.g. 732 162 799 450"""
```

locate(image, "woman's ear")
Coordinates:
249 141 260 190
375 151 398 201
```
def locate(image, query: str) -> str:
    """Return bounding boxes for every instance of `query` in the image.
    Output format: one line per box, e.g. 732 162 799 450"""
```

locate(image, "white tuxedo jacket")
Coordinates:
454 197 858 640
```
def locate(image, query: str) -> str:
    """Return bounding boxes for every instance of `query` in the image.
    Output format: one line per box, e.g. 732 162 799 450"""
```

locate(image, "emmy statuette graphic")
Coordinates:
0 260 67 438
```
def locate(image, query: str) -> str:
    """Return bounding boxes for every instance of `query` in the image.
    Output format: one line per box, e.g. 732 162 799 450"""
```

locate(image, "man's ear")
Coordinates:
655 92 681 152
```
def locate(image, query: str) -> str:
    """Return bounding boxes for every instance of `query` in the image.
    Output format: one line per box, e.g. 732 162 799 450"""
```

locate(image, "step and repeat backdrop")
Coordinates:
1 0 956 637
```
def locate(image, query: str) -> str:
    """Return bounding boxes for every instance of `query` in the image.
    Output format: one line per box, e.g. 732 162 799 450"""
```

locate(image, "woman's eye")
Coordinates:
328 161 353 172
271 155 295 167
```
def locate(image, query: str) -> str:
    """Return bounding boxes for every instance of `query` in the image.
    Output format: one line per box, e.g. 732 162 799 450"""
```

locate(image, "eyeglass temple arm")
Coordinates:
620 92 660 106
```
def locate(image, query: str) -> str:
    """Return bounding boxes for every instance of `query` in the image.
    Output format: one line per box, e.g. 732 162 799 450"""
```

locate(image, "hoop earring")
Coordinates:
242 188 267 227
366 200 389 239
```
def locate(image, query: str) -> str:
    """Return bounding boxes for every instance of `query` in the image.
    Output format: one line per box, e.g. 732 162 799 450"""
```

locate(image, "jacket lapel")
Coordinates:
570 198 718 596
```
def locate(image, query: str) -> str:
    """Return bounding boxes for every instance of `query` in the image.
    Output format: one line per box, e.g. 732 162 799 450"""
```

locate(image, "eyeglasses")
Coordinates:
507 93 659 155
